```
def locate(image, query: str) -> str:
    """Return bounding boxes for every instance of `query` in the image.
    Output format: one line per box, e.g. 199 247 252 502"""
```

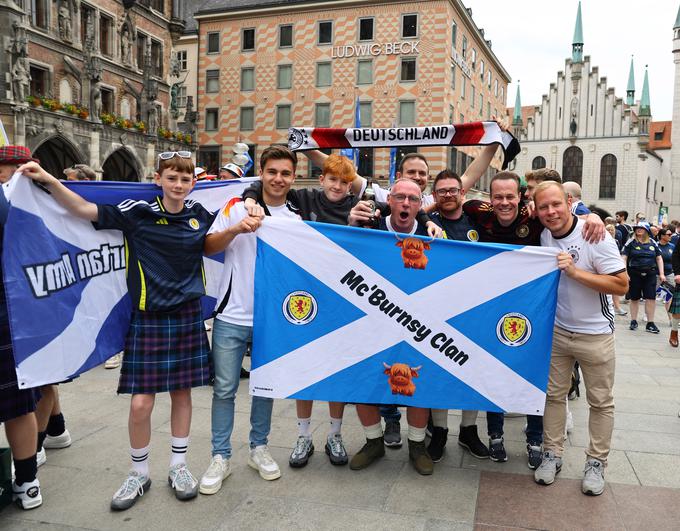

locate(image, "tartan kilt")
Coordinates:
670 286 680 315
118 298 211 395
0 312 39 423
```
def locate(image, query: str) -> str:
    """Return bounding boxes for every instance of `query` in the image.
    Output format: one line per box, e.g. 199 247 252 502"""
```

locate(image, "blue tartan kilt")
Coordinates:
118 298 211 395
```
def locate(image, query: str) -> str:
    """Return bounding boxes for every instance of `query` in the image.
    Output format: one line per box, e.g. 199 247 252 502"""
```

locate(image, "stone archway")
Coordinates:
33 135 84 178
101 147 142 182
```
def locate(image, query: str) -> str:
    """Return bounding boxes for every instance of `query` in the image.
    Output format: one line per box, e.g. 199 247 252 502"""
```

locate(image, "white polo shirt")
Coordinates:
541 217 626 335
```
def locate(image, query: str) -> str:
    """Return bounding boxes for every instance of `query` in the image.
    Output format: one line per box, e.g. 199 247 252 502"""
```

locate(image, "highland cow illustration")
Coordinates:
383 362 422 396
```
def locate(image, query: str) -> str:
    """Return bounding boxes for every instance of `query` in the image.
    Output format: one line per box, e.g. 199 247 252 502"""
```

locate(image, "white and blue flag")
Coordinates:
3 175 257 388
251 218 560 414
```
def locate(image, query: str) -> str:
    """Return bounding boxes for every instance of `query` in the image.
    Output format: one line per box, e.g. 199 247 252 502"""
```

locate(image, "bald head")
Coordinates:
562 181 582 200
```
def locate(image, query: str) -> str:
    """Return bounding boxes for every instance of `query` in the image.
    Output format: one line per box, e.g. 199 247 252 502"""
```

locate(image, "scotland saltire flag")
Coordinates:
252 218 560 414
3 175 257 388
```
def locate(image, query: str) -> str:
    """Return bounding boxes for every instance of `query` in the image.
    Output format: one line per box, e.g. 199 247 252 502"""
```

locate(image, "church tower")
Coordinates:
626 56 635 106
571 2 584 90
638 67 651 139
512 83 523 139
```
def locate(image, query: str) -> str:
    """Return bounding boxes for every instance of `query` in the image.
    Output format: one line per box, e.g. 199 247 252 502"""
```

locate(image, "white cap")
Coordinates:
194 167 206 177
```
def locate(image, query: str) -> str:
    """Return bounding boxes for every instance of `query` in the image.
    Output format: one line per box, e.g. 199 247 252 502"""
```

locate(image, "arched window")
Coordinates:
598 154 617 199
646 177 651 199
532 156 546 170
562 146 583 185
654 180 658 201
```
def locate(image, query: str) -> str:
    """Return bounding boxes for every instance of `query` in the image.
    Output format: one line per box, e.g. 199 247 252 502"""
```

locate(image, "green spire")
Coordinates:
626 56 635 105
639 66 651 117
572 1 584 63
513 84 522 126
675 4 680 29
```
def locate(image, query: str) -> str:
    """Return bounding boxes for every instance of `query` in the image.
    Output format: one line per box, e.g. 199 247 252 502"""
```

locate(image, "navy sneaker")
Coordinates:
629 320 638 330
527 443 543 470
488 435 507 462
646 322 660 334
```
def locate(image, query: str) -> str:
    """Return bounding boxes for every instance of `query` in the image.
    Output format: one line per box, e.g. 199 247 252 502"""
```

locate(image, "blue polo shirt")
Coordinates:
94 196 215 312
622 238 661 271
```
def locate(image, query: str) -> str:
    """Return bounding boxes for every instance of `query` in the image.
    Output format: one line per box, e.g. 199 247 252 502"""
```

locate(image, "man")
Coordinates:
425 169 489 462
532 181 628 496
562 181 591 215
615 211 632 249
347 178 439 475
0 145 38 182
199 146 301 494
462 171 604 467
63 164 96 181
219 163 243 180
524 168 562 201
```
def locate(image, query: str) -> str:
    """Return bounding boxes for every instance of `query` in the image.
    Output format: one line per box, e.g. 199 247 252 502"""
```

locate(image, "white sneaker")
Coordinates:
105 352 123 369
248 445 281 481
44 429 72 449
199 455 231 495
12 478 42 510
582 458 606 496
36 448 46 467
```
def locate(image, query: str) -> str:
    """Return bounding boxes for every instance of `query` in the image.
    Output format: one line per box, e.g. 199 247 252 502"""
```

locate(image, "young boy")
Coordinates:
19 152 214 510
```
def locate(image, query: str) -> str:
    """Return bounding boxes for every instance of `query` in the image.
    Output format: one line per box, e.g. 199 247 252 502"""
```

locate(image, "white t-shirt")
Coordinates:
373 182 434 208
209 201 301 327
541 217 626 335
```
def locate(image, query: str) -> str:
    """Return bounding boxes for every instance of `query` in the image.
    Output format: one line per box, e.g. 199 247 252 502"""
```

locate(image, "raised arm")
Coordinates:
302 149 366 196
18 162 98 221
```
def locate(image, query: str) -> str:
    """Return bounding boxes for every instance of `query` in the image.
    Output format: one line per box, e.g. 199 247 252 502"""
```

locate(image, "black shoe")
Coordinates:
240 367 250 379
646 322 660 334
488 435 507 462
427 427 448 462
629 320 638 330
383 420 402 448
527 442 543 470
458 425 489 459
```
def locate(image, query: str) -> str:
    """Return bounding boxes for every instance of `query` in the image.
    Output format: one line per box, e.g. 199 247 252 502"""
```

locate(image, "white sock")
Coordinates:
297 417 312 438
461 410 479 427
328 417 342 436
170 436 189 467
407 424 427 442
672 317 679 331
431 409 449 428
363 422 383 439
130 445 150 477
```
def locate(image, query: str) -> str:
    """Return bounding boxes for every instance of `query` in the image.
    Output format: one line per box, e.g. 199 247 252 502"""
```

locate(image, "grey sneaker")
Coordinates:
582 458 605 495
534 451 562 485
199 455 231 495
289 436 314 468
167 463 198 501
325 433 348 465
383 420 402 448
110 470 151 511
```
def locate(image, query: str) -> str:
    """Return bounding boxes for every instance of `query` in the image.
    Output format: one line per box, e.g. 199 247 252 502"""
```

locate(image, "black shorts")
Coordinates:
628 269 657 300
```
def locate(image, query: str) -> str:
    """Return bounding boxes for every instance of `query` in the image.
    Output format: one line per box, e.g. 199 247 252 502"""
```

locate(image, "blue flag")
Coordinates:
251 218 560 414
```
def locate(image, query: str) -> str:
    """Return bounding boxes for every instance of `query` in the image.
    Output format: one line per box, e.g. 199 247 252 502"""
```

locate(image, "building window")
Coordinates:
494 79 498 97
479 95 483 115
451 22 457 50
399 101 415 126
29 65 48 96
136 33 146 69
486 101 490 118
149 0 163 12
276 105 291 129
240 107 254 130
150 39 163 77
241 67 254 91
449 104 454 124
400 57 416 82
357 59 372 84
80 4 94 46
318 21 333 45
358 149 374 178
401 13 418 38
500 87 504 102
462 36 467 58
277 64 292 89
242 28 255 51
198 145 220 175
532 156 546 170
654 131 663 141
599 154 617 200
471 49 477 68
31 0 48 29
471 86 475 108
100 87 114 114
487 70 492 88
359 101 372 127
480 60 484 79
461 76 466 98
451 64 456 90
279 24 293 48
359 17 374 41
206 69 219 93
207 32 220 54
176 50 188 71
316 62 332 87
562 146 583 185
100 15 113 56
315 103 330 127
205 108 218 131
176 85 187 108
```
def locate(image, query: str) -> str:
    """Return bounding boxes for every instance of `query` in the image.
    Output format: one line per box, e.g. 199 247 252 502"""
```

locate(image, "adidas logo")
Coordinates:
156 218 168 225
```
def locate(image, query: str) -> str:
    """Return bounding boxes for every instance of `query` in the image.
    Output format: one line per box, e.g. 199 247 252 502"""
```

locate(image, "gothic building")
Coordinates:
509 2 674 221
0 0 196 180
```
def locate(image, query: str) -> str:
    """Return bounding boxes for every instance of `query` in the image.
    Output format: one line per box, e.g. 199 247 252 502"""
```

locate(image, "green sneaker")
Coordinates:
349 437 385 470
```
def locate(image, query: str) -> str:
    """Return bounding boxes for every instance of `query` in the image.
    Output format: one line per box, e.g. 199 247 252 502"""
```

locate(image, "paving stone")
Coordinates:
625 451 680 488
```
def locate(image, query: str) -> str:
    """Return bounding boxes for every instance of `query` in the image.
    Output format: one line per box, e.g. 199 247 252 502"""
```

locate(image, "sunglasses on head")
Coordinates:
156 151 192 170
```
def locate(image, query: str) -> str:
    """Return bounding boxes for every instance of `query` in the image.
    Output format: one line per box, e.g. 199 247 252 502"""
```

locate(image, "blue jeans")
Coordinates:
211 320 273 458
380 405 401 422
486 413 543 444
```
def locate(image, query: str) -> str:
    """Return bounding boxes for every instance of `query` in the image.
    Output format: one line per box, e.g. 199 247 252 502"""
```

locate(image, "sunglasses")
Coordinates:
156 151 192 170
